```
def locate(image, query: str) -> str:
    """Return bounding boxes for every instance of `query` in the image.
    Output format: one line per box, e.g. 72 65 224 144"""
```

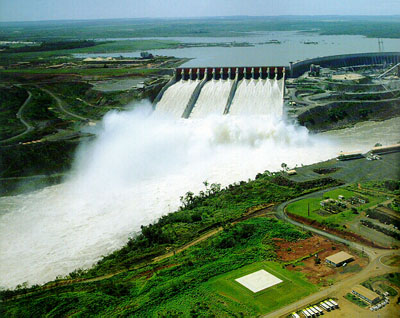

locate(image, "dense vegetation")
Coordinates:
0 173 341 317
84 175 339 277
361 220 400 240
298 99 400 132
0 218 314 317
0 79 165 179
0 86 28 139
345 293 369 307
1 40 98 53
362 273 400 293
0 140 79 178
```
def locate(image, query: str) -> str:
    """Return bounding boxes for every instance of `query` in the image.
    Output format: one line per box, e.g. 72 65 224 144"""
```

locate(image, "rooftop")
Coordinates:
352 284 380 301
371 144 400 151
325 251 353 264
338 151 363 156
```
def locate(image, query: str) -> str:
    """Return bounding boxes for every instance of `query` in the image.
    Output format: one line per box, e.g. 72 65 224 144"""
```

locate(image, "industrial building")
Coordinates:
337 151 364 161
289 52 400 77
370 144 400 155
352 285 380 304
325 251 354 267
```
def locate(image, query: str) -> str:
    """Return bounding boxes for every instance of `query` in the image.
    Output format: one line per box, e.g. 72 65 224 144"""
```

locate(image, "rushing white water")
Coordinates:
229 78 284 116
190 79 233 118
0 96 397 289
154 79 200 117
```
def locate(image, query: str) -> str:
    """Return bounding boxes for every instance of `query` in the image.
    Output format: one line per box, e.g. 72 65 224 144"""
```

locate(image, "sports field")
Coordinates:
207 261 318 315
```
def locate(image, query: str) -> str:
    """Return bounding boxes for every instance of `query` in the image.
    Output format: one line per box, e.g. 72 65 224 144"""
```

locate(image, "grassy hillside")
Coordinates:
0 175 341 317
1 218 314 317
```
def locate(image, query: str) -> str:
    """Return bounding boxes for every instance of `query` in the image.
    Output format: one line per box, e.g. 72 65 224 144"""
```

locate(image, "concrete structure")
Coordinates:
235 269 282 293
370 144 400 155
140 51 154 59
290 52 400 78
337 151 364 161
155 66 286 118
325 251 354 267
309 64 320 77
320 198 334 207
352 285 380 304
175 66 286 81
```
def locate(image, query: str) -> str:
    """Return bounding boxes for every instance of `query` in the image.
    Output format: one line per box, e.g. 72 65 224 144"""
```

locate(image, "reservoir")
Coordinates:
75 31 400 66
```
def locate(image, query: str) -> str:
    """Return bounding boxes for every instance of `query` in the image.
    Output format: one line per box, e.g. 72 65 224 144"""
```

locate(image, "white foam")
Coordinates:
1 102 395 289
190 79 233 118
154 79 200 117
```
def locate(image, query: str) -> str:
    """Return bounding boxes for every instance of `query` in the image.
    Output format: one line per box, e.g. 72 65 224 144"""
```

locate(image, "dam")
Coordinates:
154 66 286 118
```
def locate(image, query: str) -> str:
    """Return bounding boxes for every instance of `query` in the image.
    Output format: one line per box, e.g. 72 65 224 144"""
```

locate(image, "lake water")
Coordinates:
75 31 400 67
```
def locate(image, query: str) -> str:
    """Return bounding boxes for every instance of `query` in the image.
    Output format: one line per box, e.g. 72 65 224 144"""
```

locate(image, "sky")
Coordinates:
0 0 399 22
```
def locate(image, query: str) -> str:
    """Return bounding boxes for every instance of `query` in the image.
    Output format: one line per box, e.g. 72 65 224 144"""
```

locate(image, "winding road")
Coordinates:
38 86 88 121
0 88 33 144
261 186 399 318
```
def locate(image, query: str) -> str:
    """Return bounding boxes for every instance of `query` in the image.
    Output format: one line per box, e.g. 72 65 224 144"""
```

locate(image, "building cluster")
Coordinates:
337 143 400 161
352 285 380 304
319 193 368 214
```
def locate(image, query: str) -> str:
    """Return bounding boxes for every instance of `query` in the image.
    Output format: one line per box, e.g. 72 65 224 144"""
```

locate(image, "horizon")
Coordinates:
1 14 400 24
1 0 400 23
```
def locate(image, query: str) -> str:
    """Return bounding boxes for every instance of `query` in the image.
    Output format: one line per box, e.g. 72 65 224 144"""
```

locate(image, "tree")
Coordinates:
281 162 288 171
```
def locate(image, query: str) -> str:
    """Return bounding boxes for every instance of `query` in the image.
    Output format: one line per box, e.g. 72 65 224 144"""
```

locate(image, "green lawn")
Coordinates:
207 261 318 315
344 293 369 307
286 187 386 225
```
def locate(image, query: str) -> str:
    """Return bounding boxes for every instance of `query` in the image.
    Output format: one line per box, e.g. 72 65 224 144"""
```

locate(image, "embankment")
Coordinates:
298 98 400 132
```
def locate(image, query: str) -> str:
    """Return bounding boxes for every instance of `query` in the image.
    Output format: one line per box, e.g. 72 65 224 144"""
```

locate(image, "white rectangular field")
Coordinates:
235 269 283 293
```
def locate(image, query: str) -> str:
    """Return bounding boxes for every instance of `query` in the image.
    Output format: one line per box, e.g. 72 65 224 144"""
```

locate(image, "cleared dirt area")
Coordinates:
326 297 400 318
274 235 368 285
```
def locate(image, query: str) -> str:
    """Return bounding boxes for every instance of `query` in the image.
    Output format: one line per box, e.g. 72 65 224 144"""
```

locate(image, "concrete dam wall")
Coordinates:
290 52 400 78
154 66 286 118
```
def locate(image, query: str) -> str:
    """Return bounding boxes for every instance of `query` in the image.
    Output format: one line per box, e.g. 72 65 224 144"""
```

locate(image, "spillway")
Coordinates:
190 79 233 118
229 78 284 116
154 66 286 118
154 79 200 117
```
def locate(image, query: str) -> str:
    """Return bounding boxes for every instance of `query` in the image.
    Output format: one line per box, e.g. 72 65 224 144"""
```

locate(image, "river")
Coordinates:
75 31 400 67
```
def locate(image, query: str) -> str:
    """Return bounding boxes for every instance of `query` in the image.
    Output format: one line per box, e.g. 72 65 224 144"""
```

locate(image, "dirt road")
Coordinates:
262 188 400 318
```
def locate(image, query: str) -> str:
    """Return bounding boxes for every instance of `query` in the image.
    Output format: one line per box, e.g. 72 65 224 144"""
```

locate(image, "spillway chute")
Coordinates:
154 66 286 118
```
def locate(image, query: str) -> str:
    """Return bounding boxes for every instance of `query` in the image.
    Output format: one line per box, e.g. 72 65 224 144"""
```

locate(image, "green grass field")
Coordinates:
207 261 318 315
345 293 369 307
286 187 386 225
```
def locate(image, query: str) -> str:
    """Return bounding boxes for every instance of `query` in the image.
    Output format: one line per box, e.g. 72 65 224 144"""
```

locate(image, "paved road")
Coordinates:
0 88 33 144
261 186 400 318
39 86 88 121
